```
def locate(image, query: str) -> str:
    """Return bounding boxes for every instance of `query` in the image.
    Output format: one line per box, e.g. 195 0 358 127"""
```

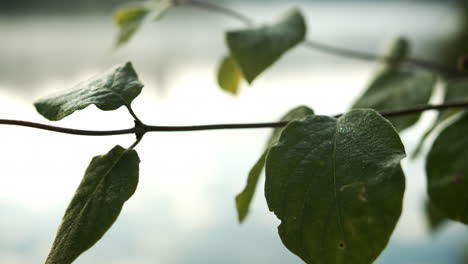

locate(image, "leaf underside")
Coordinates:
45 145 140 264
114 0 174 47
226 8 306 84
265 109 406 264
235 106 314 223
34 62 143 121
217 55 243 95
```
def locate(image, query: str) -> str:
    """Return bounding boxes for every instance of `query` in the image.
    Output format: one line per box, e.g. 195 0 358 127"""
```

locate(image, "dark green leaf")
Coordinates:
235 106 314 223
217 56 243 95
425 199 448 232
426 113 468 224
114 0 174 47
35 62 143 121
265 109 406 264
226 8 306 83
352 66 436 132
45 145 140 264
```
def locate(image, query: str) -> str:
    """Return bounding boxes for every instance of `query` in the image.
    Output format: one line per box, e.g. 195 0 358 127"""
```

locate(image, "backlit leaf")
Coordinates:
426 112 468 224
217 55 243 95
265 109 406 264
35 62 143 121
45 145 140 264
114 0 174 47
226 8 306 83
235 106 314 223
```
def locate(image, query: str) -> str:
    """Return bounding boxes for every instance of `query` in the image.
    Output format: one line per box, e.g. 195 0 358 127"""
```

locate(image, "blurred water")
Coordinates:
0 1 467 263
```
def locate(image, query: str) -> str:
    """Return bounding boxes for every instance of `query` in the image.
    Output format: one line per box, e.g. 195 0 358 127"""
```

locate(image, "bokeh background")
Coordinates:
1 0 467 263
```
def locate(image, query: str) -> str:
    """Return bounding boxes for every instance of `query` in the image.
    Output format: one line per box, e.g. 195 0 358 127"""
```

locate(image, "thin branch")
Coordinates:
186 0 253 25
2 101 467 135
302 41 457 77
0 119 135 136
143 122 287 132
380 101 468 118
185 0 460 77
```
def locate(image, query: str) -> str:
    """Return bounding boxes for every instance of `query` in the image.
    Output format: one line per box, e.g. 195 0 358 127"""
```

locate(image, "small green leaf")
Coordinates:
114 5 151 46
352 66 436 132
235 106 313 223
45 145 140 264
426 112 468 224
425 199 448 233
114 0 174 47
35 62 143 121
235 151 267 222
226 8 306 83
217 56 243 95
265 109 406 264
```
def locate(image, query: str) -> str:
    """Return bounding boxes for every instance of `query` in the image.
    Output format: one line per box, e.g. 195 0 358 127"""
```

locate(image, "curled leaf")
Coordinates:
35 62 143 121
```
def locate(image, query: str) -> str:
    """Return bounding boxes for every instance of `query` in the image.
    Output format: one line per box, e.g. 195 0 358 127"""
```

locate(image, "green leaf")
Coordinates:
35 62 143 121
114 0 174 47
45 145 140 264
114 5 151 47
426 112 468 224
265 109 406 264
217 56 243 95
235 151 267 222
226 8 306 83
235 106 314 223
352 66 436 132
412 78 468 158
424 199 448 232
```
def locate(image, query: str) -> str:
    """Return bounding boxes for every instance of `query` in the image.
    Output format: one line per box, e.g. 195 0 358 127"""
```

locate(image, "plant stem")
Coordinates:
1 101 468 135
186 0 253 25
186 0 460 77
126 104 143 124
0 119 135 136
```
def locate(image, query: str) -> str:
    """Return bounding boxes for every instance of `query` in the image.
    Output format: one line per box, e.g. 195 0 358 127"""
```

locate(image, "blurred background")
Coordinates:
1 0 467 263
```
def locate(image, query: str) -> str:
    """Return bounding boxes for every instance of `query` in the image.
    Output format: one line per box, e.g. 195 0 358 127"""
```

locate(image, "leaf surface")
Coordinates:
426 113 468 224
235 106 314 223
35 62 143 121
45 145 140 264
217 56 243 95
265 109 406 264
226 8 306 83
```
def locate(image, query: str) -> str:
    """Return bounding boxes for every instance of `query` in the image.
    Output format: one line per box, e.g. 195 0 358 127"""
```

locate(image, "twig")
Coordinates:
1 101 467 135
0 119 135 136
